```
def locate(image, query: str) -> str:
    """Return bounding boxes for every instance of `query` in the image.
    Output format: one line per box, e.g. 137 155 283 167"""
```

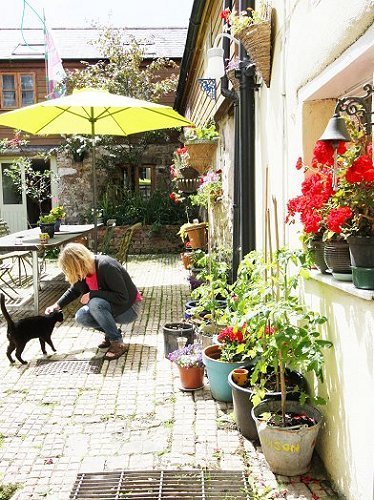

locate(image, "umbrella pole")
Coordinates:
91 113 98 253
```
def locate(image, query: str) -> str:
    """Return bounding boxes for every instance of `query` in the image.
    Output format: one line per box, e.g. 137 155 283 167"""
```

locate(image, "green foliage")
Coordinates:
183 122 219 143
49 205 66 219
56 25 179 168
38 214 56 224
96 187 192 226
230 248 332 418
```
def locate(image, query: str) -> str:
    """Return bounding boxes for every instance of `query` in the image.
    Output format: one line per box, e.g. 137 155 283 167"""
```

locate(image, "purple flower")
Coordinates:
167 344 204 368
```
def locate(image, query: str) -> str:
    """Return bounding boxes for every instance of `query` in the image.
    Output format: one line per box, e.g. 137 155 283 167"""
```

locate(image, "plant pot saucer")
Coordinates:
332 272 352 281
178 383 205 392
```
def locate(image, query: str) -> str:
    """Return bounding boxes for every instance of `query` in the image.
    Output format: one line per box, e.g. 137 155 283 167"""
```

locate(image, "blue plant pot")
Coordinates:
202 344 243 402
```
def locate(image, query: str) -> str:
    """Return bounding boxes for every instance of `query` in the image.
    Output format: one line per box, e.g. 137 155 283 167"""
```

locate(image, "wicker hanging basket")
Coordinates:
234 18 272 87
184 141 218 174
175 178 201 194
179 166 199 179
226 69 240 93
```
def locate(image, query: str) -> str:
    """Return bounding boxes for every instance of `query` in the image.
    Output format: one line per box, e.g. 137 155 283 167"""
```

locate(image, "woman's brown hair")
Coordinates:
58 243 95 284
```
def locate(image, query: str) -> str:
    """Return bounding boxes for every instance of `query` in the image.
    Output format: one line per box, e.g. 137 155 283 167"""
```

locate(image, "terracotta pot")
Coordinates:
231 368 249 387
185 223 208 250
178 365 204 390
181 252 192 270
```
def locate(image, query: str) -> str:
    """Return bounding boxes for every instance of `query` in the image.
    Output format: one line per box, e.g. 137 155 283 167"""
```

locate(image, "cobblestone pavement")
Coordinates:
0 255 339 499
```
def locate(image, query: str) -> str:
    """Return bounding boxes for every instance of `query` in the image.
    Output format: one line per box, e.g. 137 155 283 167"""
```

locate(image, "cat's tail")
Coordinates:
0 293 14 328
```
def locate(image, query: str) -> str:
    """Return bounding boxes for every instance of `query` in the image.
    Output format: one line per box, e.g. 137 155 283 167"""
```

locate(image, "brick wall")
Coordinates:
98 225 183 254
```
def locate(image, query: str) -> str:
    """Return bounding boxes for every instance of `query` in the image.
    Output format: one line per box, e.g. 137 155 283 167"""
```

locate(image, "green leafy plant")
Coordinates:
235 248 332 420
49 205 66 219
38 214 56 224
183 123 219 143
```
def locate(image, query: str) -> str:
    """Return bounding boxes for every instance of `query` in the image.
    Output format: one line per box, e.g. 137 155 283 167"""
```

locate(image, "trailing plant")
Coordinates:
183 122 219 143
190 169 223 208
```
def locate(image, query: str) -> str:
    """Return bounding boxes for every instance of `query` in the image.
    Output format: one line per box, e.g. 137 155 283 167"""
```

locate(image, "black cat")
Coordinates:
1 293 63 365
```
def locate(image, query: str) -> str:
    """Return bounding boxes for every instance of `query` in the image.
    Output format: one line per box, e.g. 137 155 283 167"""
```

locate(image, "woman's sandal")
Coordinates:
103 341 128 361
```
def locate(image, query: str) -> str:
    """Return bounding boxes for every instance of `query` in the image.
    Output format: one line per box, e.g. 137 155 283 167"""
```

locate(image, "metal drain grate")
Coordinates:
69 470 251 499
35 358 103 375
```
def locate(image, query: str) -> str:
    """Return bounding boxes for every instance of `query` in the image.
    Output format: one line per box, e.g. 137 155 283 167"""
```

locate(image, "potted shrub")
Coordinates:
242 248 332 476
183 123 219 174
167 343 205 391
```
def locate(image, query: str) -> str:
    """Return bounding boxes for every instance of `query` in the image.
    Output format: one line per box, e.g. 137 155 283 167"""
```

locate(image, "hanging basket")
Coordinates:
184 141 218 174
234 17 272 87
175 178 201 194
226 69 240 93
179 166 199 179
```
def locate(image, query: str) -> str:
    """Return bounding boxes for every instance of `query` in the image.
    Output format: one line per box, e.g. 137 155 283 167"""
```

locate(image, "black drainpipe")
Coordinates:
234 0 259 266
219 0 240 282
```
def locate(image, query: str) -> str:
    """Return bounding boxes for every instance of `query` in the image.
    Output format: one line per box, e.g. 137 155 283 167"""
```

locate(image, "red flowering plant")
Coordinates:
322 123 374 239
287 120 373 243
217 324 256 363
169 147 191 180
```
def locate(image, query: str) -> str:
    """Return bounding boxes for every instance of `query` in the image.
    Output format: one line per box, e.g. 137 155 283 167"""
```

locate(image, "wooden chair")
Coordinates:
116 223 142 268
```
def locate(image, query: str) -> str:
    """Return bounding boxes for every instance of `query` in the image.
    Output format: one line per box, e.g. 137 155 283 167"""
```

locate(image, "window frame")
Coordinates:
0 72 36 109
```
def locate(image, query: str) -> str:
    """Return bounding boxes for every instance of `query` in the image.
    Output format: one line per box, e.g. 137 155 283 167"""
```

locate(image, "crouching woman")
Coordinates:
45 243 142 360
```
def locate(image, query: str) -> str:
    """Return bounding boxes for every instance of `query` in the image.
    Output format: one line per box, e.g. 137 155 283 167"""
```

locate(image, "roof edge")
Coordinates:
174 0 206 113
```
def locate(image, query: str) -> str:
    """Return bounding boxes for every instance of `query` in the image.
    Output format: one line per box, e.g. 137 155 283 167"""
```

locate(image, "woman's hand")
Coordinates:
45 303 60 315
80 293 90 305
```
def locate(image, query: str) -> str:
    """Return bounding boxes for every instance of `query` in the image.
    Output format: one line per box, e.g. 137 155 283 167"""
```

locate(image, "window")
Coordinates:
1 73 35 109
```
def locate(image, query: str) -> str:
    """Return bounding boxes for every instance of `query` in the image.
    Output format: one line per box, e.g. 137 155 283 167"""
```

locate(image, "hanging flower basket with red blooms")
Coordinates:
220 1 273 87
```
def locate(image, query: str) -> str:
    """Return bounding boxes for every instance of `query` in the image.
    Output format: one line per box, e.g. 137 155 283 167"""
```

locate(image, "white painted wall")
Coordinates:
253 1 374 498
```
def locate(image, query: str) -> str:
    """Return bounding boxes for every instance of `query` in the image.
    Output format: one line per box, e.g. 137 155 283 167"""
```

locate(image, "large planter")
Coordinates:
252 400 322 476
234 15 272 87
228 368 306 441
184 140 218 174
163 322 195 358
202 344 243 402
178 365 205 391
185 223 208 250
347 236 374 267
323 239 351 274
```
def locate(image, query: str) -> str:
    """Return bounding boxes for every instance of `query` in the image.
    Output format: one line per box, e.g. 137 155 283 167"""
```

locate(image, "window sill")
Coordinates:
309 270 374 302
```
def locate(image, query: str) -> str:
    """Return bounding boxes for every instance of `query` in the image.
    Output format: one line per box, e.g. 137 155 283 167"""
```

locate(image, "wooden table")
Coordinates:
0 224 96 313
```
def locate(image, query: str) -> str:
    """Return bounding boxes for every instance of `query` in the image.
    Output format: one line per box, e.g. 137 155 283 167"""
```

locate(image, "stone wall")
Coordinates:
97 224 183 255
